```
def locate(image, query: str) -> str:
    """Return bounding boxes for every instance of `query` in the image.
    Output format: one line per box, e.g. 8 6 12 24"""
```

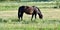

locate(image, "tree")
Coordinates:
55 0 60 8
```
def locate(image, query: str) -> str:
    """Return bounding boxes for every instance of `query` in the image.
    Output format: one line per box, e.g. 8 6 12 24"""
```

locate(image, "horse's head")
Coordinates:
35 7 43 19
38 13 43 19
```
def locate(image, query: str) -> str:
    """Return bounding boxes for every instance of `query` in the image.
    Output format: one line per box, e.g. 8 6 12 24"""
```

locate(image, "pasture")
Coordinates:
0 2 60 30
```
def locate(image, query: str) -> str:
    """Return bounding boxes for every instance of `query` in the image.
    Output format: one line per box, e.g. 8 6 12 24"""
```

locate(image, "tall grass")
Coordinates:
0 2 60 11
0 8 60 30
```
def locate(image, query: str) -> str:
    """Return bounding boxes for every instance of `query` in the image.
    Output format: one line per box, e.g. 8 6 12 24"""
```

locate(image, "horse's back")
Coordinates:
24 6 34 15
18 6 36 15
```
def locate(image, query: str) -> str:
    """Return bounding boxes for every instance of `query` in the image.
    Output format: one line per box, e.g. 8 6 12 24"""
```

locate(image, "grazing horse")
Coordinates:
18 6 43 21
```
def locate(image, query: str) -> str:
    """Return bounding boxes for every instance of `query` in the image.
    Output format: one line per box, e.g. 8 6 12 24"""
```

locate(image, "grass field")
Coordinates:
0 2 60 30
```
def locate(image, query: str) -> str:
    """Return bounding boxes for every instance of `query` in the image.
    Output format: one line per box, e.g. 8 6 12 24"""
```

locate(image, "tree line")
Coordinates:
0 0 59 2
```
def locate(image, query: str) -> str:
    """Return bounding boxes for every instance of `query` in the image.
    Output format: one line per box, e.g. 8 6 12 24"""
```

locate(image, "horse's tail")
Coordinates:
18 7 21 19
18 6 25 19
37 7 43 19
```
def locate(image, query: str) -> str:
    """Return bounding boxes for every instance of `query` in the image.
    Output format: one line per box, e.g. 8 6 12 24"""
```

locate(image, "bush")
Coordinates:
0 18 2 22
59 6 60 8
53 6 58 8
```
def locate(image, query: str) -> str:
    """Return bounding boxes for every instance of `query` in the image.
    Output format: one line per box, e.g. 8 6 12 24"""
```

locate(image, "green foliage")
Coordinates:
0 2 60 11
0 0 60 2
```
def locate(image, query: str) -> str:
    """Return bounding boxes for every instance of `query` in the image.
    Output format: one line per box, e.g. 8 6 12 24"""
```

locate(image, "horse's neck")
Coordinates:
33 7 41 14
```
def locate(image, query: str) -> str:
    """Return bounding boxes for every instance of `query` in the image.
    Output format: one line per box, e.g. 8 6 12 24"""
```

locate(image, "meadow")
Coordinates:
0 2 60 30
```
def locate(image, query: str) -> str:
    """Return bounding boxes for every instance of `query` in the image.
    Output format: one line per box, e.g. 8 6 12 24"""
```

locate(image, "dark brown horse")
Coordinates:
18 6 43 21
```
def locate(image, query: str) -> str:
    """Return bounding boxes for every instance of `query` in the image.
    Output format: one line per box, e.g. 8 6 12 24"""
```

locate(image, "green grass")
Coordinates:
0 2 60 30
0 8 60 30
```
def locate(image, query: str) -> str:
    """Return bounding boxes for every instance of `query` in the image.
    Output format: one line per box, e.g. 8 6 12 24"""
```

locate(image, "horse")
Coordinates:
18 6 43 21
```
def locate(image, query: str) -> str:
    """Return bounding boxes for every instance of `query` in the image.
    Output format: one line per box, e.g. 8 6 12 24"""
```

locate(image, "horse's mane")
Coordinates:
32 6 41 13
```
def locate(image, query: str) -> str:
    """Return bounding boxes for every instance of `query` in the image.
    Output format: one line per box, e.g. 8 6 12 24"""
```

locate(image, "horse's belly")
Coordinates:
25 10 33 15
25 13 32 15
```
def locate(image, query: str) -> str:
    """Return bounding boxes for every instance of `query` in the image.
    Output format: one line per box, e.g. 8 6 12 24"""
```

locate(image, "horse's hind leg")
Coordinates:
20 12 24 21
18 16 20 20
18 13 21 21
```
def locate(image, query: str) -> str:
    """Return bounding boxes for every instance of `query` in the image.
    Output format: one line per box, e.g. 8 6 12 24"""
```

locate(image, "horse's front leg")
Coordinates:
35 13 37 20
31 13 34 21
